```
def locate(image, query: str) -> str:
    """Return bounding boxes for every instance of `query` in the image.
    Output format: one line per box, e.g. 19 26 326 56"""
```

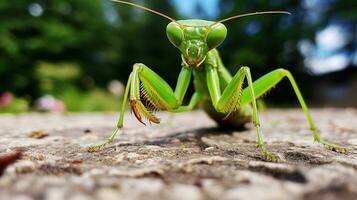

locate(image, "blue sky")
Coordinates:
171 0 219 19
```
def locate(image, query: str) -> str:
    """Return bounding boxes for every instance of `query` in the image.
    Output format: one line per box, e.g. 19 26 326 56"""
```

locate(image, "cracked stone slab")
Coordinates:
0 108 356 200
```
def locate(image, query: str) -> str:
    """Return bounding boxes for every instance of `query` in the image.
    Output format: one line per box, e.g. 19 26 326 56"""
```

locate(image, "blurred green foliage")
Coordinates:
34 61 119 111
0 0 116 96
0 0 355 112
0 98 29 113
36 62 81 92
56 87 120 111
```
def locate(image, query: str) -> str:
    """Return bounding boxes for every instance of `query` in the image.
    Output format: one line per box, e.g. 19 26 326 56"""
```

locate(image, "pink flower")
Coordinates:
0 92 13 107
35 95 66 113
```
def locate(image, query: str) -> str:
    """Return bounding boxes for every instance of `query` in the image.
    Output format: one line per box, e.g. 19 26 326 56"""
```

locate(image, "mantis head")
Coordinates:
167 21 227 68
111 0 290 68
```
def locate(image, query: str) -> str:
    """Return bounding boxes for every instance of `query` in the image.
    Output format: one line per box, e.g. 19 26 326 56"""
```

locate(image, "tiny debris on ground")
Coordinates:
29 130 49 139
0 109 356 200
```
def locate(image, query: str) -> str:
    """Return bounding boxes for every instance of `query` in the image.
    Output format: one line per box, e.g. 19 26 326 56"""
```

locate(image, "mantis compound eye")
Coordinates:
206 23 227 49
166 22 184 47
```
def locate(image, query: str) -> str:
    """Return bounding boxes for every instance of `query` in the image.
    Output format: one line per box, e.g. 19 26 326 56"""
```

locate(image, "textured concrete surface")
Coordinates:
0 109 357 200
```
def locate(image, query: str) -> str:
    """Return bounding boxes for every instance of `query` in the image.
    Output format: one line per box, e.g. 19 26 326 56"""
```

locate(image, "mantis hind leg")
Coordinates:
240 68 347 153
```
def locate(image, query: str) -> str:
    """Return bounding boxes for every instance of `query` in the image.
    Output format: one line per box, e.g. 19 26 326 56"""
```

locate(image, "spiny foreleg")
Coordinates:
88 63 196 152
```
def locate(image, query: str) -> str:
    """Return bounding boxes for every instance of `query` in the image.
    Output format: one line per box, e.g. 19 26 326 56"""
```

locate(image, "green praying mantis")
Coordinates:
88 0 347 161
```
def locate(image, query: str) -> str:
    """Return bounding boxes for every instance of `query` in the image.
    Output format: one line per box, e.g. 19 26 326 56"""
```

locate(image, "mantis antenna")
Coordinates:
209 11 291 28
111 0 180 25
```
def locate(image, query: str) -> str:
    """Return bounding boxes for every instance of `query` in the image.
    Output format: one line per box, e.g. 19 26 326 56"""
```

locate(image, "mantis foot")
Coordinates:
88 139 114 152
259 145 279 162
317 139 347 154
263 151 279 162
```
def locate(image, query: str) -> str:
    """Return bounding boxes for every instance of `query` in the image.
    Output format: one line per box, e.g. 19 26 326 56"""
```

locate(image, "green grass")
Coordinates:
56 87 121 112
0 98 29 113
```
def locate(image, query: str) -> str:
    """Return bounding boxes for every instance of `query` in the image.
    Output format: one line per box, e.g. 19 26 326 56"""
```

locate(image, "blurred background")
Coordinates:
0 0 356 113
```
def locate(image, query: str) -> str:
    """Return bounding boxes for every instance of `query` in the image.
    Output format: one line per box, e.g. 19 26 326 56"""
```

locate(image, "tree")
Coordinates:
0 0 117 99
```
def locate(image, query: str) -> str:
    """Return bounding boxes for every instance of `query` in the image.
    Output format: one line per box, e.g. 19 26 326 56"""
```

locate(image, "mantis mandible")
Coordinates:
88 0 347 161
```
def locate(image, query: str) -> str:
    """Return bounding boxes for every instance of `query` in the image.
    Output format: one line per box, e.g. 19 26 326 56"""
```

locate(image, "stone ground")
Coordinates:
0 109 357 200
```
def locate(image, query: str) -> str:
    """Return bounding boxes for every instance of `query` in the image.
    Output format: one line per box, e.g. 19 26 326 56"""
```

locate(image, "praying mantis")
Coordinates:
88 0 347 161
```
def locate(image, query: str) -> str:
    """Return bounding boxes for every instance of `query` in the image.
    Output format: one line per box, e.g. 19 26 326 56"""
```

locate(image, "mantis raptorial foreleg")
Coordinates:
207 66 279 161
88 63 197 152
240 68 347 153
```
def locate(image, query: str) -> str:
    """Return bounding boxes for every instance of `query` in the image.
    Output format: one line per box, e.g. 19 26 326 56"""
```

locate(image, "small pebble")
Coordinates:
204 146 216 151
29 130 49 139
83 129 92 134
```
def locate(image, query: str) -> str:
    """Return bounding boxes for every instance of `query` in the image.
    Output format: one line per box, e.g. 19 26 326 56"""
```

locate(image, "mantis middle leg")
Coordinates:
207 66 279 161
240 68 346 153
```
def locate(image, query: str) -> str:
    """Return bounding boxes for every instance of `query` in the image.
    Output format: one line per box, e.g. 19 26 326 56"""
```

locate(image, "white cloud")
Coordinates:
305 53 349 74
316 25 348 51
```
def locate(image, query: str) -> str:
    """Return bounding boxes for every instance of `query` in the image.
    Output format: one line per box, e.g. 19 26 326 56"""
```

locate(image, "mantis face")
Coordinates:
166 20 227 68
